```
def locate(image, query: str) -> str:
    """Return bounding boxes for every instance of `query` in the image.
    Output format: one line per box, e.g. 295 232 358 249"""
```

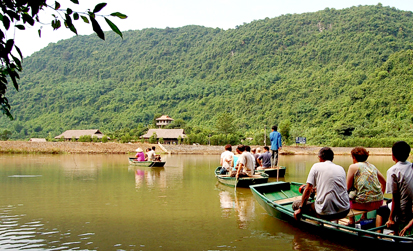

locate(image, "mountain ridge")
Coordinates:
1 4 413 146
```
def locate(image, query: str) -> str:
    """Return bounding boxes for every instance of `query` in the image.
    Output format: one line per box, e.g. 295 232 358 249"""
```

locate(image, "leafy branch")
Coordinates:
0 1 127 119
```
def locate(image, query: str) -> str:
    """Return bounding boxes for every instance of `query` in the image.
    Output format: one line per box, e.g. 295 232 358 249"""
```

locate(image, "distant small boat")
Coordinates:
128 157 166 167
214 166 269 188
256 166 286 177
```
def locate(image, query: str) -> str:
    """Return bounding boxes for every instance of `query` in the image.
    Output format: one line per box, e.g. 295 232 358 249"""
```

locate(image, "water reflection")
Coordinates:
0 154 396 250
216 183 256 229
134 167 166 189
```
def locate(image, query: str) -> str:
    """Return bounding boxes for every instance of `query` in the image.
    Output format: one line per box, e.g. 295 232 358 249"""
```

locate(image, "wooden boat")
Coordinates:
128 157 165 167
250 181 413 247
256 166 286 177
214 167 269 188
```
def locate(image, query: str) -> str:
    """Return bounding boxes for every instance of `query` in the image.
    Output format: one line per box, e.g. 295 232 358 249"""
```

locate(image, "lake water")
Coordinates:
0 154 395 250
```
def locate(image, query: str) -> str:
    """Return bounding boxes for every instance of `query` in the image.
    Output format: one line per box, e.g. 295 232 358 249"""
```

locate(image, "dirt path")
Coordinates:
0 141 392 155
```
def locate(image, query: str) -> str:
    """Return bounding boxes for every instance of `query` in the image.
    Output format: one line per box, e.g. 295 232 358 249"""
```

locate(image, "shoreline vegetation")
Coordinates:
0 141 392 156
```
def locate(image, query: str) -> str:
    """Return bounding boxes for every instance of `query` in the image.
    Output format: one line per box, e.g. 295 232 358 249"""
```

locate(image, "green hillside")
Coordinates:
1 4 413 146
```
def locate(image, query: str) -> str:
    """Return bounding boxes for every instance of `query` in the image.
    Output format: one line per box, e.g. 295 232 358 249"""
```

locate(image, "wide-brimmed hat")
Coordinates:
135 148 143 152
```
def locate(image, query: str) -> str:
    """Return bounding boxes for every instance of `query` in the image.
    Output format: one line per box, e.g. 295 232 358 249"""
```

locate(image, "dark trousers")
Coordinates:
271 149 279 167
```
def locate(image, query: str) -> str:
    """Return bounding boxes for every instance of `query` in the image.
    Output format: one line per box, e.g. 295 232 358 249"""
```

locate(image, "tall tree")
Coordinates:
0 1 127 119
215 112 235 134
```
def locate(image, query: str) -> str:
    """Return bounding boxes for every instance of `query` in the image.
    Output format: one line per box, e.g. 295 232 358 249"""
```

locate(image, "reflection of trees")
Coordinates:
216 183 255 229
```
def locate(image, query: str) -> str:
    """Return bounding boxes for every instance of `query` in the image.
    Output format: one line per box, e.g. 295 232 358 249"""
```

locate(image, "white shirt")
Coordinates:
306 161 350 215
147 150 155 161
386 161 413 222
238 151 254 176
220 151 234 170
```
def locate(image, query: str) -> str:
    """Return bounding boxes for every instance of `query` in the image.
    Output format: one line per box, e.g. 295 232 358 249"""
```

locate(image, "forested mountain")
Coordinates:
1 4 413 146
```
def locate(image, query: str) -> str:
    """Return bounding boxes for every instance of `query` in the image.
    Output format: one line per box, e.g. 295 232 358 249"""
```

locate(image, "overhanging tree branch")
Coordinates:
0 1 127 119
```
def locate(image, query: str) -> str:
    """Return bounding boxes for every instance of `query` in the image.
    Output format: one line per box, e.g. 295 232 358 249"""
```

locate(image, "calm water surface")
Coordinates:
0 154 395 250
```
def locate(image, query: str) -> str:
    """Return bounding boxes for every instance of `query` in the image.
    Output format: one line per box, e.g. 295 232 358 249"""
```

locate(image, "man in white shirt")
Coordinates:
220 144 234 174
147 148 156 161
293 147 350 221
233 144 254 178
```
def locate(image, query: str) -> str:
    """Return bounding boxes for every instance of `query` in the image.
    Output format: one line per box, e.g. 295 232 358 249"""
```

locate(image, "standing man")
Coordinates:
270 125 282 167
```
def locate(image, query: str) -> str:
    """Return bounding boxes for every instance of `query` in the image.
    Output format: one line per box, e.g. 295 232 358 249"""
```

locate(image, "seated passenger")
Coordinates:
346 147 386 225
220 144 234 174
251 148 259 170
257 146 272 170
231 145 254 178
144 148 151 161
230 148 241 176
135 148 145 161
385 141 413 236
147 147 155 161
293 147 350 221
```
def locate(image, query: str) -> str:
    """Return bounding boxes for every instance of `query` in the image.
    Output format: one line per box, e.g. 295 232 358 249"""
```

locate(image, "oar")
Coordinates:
234 171 239 192
276 149 280 182
234 166 240 192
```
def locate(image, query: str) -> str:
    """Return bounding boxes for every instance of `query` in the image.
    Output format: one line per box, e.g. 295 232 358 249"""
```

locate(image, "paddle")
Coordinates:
276 150 280 182
234 164 241 193
234 174 238 192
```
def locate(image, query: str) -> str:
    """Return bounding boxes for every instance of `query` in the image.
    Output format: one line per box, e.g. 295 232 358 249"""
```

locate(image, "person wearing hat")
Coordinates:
135 148 145 161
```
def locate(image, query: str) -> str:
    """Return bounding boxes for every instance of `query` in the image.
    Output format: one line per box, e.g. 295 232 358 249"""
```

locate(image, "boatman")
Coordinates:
269 125 282 167
293 147 350 221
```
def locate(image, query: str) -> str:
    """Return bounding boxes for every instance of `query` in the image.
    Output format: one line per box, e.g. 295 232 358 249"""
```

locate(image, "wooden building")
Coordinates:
54 129 109 141
156 115 174 128
141 129 185 144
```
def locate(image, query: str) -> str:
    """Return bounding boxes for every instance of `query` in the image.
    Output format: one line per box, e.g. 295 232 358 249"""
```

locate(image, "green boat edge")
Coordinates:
214 166 269 188
256 166 286 177
250 181 413 247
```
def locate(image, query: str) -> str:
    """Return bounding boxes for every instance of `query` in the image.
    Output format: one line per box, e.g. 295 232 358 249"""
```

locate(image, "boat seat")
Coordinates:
277 196 302 205
346 208 367 218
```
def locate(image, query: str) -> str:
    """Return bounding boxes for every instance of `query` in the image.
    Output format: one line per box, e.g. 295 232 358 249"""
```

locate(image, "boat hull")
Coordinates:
250 181 413 247
256 166 286 177
215 167 268 188
128 158 165 167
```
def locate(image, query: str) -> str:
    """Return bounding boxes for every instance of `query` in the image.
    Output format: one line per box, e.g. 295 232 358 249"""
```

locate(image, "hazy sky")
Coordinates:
10 0 413 57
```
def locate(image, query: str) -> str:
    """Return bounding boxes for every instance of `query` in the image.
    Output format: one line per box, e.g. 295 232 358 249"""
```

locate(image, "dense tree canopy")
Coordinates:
1 4 413 146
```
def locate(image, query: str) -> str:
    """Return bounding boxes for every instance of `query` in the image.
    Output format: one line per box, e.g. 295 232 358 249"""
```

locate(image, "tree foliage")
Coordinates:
0 0 126 119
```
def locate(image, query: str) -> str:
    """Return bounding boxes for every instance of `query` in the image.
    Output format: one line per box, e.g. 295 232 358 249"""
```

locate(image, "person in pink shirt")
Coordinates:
135 148 145 161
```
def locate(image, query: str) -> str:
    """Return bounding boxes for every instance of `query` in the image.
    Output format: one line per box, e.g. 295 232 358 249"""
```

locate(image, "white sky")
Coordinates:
8 0 413 57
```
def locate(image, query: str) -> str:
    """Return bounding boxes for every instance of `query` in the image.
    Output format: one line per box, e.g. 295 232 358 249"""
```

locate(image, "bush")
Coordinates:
102 135 108 143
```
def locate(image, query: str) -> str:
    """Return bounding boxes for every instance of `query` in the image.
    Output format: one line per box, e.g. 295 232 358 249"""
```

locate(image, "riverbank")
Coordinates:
0 141 393 155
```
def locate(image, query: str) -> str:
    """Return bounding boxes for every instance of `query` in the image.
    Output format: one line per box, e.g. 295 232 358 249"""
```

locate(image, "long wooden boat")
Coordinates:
256 166 286 177
128 157 165 167
214 167 269 188
250 181 413 247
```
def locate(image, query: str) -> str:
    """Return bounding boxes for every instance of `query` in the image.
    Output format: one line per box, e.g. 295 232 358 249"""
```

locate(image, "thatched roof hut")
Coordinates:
141 129 185 144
